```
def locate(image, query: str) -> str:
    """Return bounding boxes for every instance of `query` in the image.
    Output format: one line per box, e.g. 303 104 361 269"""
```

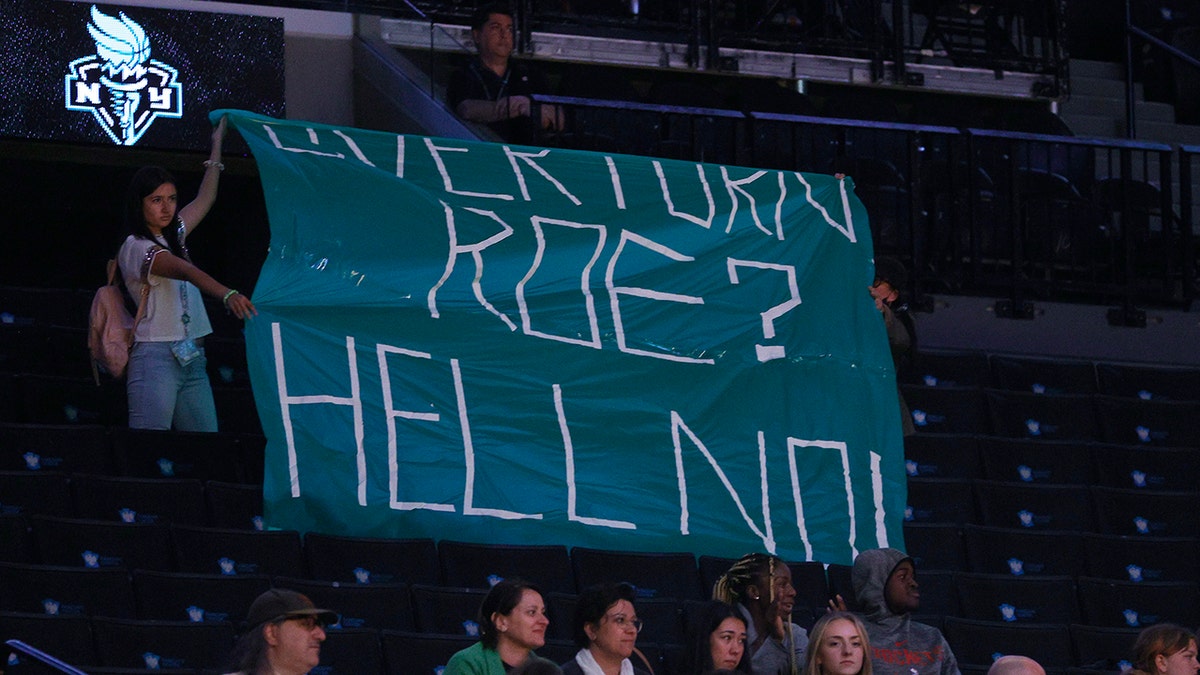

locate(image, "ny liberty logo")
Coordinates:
65 5 183 145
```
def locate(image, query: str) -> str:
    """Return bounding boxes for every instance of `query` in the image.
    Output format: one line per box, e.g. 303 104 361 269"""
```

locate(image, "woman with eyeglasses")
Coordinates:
561 582 652 675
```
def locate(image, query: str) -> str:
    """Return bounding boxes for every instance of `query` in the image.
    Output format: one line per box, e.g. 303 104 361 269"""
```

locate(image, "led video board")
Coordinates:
0 0 284 151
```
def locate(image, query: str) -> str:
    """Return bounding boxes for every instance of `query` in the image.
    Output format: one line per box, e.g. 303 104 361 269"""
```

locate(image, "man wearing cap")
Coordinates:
851 548 959 675
223 588 338 675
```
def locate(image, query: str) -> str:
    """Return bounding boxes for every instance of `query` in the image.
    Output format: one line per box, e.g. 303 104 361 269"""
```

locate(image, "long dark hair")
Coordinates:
223 621 271 675
681 600 752 674
479 578 544 649
124 165 189 260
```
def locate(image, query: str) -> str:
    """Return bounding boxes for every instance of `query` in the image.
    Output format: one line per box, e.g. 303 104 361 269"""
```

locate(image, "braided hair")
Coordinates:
712 553 798 675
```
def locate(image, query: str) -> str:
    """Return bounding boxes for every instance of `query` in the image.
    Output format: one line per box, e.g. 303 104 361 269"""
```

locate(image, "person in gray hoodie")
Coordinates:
850 548 959 675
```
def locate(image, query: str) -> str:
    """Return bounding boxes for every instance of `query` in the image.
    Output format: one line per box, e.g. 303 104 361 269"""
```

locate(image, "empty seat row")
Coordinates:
901 385 1200 445
0 374 261 434
904 350 1200 403
0 423 264 483
906 477 1200 538
906 434 1200 488
0 517 844 607
906 522 1200 583
879 570 1200 629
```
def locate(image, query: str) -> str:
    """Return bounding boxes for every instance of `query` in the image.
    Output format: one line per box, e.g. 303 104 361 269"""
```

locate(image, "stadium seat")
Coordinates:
903 523 966 572
0 562 135 618
132 569 271 624
903 433 982 479
380 630 474 675
273 577 415 631
1081 533 1200 583
90 616 236 671
439 540 575 594
204 481 263 530
0 423 112 473
170 524 304 577
943 617 1073 668
983 391 1099 441
1070 623 1139 671
304 533 439 586
71 474 206 525
973 481 1094 532
1076 576 1200 628
110 428 244 483
571 547 704 600
212 385 263 436
0 513 32 563
409 585 488 636
1090 486 1200 537
0 611 97 668
15 374 126 426
903 350 992 388
976 438 1094 485
962 525 1084 577
901 570 956 620
826 563 855 610
989 355 1097 395
901 385 990 434
953 572 1079 623
906 477 975 524
32 515 174 571
1089 444 1200 491
1095 362 1200 402
549 592 685 646
1094 397 1200 447
0 471 73 517
318 626 384 675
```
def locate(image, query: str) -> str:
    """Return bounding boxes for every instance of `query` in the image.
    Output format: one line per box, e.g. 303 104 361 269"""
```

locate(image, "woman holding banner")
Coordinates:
117 115 256 431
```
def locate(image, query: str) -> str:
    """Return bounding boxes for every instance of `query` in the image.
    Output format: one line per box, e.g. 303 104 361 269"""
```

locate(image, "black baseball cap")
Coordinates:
245 589 338 630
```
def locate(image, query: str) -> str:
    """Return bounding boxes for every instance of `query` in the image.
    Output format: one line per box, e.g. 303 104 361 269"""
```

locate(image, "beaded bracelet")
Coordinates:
203 159 225 171
222 289 239 306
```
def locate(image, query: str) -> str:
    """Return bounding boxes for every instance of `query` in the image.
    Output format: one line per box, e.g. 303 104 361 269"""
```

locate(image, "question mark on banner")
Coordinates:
727 259 802 362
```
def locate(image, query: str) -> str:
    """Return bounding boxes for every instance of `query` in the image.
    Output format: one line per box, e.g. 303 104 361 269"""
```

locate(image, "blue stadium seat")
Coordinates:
1095 363 1200 402
903 350 992 388
906 477 975 524
32 515 174 571
439 540 575 594
989 355 1097 395
203 481 263 530
132 569 270 624
953 572 1079 623
943 617 1073 669
904 522 966 572
170 524 303 577
902 385 990 434
976 438 1094 484
90 616 236 671
1070 623 1139 671
0 611 97 669
0 513 32 563
1094 397 1200 447
962 524 1085 577
973 481 1094 532
0 423 112 474
904 433 982 479
983 391 1100 441
0 562 135 618
71 475 206 526
1081 533 1200 583
1091 486 1200 537
304 533 438 586
273 577 415 631
380 630 474 675
409 585 487 636
0 471 73 517
318 626 384 675
1076 576 1200 629
571 547 703 600
1090 444 1200 491
110 428 244 483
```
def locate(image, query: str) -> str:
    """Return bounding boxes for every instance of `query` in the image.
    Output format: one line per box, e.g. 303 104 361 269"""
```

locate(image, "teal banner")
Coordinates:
223 110 906 566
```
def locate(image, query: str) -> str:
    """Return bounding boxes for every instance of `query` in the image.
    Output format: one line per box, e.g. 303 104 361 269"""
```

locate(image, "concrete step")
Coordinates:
1062 113 1121 139
1070 58 1124 80
1137 120 1200 145
1070 76 1143 100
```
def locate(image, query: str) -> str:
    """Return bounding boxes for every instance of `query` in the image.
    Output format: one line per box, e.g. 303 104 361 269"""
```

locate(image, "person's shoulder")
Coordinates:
558 658 583 675
444 642 487 672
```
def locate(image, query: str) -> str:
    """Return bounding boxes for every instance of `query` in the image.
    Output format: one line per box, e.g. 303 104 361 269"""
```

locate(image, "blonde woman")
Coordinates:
803 612 872 675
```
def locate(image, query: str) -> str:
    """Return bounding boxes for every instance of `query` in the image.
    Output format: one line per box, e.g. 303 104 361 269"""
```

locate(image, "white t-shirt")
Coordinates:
118 232 213 343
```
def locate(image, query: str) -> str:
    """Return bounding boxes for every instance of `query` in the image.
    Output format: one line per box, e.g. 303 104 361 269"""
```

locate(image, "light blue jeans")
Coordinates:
127 341 218 432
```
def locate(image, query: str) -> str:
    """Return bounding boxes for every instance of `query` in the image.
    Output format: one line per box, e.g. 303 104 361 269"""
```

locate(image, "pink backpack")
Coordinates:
88 258 147 384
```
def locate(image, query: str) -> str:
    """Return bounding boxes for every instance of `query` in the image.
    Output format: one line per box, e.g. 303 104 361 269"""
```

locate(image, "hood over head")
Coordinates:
851 547 913 621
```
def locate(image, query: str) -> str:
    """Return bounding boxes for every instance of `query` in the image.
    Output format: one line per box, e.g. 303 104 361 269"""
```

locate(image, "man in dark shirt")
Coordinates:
446 3 562 143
